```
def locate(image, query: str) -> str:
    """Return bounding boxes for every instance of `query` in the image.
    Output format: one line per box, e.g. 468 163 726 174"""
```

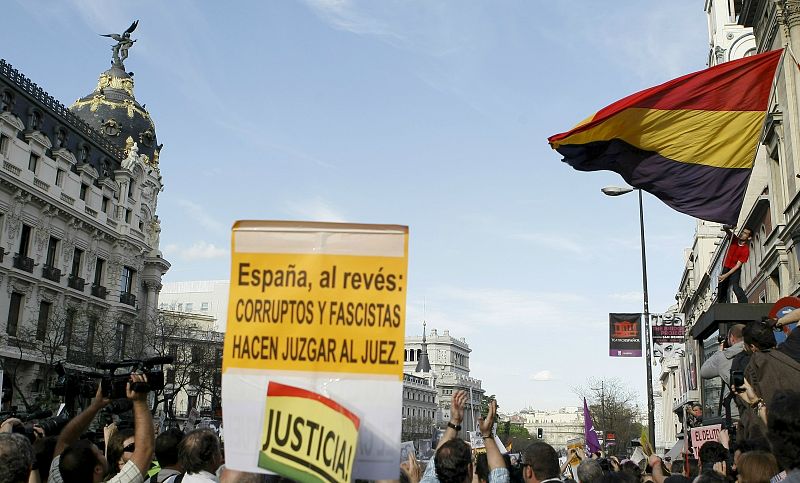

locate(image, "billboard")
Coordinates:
609 313 642 357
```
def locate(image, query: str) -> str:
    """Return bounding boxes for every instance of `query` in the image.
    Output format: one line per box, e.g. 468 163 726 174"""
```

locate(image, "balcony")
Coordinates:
67 275 85 291
42 264 61 282
91 284 107 299
13 254 33 273
120 292 136 306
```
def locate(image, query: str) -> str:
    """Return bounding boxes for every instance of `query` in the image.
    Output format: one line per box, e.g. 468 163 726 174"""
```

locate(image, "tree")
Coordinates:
143 311 222 417
573 377 645 456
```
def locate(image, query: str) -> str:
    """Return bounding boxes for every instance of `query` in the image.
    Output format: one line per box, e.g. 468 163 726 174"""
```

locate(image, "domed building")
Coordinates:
0 22 169 411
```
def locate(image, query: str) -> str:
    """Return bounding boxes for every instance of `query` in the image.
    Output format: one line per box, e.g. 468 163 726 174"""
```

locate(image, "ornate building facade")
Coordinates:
0 25 169 409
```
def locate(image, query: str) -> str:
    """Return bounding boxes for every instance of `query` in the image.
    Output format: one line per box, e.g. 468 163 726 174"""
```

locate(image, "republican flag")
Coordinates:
583 397 601 455
548 49 783 225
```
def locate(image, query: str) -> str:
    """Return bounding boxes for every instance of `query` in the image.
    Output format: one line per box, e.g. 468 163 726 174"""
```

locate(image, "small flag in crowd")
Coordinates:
548 49 784 225
583 397 601 455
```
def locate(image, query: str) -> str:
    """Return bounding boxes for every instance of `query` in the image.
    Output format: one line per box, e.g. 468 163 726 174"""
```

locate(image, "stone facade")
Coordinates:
0 53 168 409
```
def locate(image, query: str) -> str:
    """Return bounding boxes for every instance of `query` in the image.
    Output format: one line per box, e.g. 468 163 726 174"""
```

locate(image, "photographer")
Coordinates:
49 373 154 483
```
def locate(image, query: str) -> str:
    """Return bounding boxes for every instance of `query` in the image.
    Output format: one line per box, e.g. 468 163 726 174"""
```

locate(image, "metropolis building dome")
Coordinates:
69 21 161 168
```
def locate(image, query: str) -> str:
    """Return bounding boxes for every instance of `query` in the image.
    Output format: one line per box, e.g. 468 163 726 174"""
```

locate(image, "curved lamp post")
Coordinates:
601 185 656 450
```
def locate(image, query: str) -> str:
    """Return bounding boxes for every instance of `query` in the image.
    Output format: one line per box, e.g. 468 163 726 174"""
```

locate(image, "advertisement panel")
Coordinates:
222 221 408 480
609 313 642 357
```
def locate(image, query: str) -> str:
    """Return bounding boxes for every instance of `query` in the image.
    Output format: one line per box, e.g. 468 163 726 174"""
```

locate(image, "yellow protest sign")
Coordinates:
222 221 408 480
259 381 360 483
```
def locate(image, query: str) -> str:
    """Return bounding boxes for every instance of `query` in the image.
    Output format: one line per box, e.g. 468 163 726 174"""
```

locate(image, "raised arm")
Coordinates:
54 383 109 457
128 373 155 476
437 390 467 450
478 399 505 472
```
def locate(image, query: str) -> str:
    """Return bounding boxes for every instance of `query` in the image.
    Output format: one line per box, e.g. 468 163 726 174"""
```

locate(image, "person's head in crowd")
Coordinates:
33 436 57 483
520 442 559 483
577 459 604 483
691 404 703 418
596 471 638 483
766 389 800 471
732 439 770 473
106 427 135 476
743 321 777 353
434 439 472 483
59 439 108 483
179 428 224 475
699 441 729 474
687 457 700 479
729 324 746 346
736 451 778 483
155 428 184 470
0 433 33 483
695 470 727 483
620 459 642 482
670 459 684 476
476 452 490 483
664 475 690 483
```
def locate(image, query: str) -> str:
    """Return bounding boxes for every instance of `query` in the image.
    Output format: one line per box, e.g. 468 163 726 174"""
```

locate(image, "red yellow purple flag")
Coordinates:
548 49 783 225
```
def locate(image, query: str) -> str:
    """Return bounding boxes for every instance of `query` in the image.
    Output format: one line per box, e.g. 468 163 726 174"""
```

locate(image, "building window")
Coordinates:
166 368 175 384
55 168 65 187
7 292 23 336
101 196 110 213
19 224 31 257
94 257 105 286
45 236 59 267
28 153 39 173
125 209 131 224
79 183 88 202
201 302 209 312
0 134 9 156
71 248 83 277
177 303 183 312
168 344 178 360
186 303 193 312
37 301 51 341
120 266 135 294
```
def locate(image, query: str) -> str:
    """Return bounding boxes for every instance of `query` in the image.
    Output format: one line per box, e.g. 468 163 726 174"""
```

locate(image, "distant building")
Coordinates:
404 326 485 439
159 280 229 331
519 407 583 449
401 373 437 442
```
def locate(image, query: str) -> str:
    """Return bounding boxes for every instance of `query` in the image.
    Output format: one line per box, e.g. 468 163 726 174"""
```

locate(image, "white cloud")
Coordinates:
176 199 228 234
513 233 586 255
285 197 347 223
530 370 555 382
163 241 227 262
300 0 406 43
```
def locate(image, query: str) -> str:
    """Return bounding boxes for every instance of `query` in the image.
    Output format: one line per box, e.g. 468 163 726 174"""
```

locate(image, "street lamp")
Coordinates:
601 185 656 449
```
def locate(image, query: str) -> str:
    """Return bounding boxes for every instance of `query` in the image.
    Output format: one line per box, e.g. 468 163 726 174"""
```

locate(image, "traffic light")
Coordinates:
537 428 543 439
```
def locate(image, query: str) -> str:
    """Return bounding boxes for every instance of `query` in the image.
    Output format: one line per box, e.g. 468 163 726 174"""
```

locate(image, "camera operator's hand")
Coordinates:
126 373 149 402
0 417 22 433
91 382 111 409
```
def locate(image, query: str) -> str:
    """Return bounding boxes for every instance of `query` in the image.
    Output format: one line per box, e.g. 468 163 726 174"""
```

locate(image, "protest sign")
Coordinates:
222 221 409 480
689 424 722 459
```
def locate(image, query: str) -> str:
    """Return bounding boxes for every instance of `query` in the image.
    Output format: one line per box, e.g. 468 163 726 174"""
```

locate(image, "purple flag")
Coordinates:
584 397 602 454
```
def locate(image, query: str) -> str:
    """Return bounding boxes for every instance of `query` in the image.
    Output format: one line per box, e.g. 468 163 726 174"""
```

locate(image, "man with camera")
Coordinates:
49 373 154 483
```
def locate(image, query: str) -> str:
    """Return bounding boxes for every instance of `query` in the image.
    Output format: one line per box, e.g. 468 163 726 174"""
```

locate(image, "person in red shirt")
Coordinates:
718 226 752 303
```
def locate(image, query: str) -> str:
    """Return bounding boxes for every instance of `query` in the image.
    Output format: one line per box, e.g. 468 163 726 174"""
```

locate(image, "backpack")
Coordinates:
149 473 184 483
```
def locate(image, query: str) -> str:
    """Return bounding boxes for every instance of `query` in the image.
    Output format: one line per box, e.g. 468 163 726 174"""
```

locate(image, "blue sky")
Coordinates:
3 0 710 411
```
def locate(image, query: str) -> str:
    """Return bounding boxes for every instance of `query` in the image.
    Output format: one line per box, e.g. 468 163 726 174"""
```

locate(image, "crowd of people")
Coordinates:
1 310 799 483
0 374 233 483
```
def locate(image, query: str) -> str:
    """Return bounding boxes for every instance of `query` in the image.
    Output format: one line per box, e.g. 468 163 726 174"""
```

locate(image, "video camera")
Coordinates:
95 356 173 399
52 356 173 400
